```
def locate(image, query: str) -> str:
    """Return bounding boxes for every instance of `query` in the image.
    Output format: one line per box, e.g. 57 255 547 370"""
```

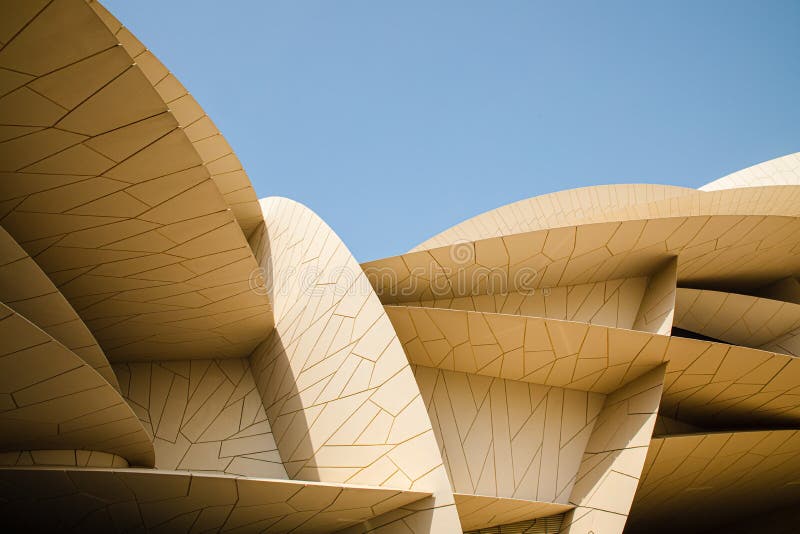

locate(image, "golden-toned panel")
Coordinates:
113 358 288 479
0 0 272 362
249 197 462 533
415 366 604 503
413 184 695 252
0 467 430 533
674 287 800 348
388 306 800 428
0 301 154 466
365 216 800 302
87 0 263 239
0 225 117 388
561 365 664 534
626 430 800 533
454 494 572 531
700 152 800 191
398 277 649 330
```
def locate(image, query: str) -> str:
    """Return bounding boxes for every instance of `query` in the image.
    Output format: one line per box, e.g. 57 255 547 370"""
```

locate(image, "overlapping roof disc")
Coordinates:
1 1 799 532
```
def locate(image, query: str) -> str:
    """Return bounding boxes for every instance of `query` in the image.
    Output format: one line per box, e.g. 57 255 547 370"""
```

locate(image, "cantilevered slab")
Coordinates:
700 152 800 191
0 467 429 532
626 430 800 533
454 494 572 531
674 287 800 349
87 0 264 239
0 302 154 466
364 215 800 302
0 225 117 388
0 0 272 362
388 306 800 428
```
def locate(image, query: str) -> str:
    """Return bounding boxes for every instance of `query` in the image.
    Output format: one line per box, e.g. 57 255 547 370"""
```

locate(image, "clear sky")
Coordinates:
104 0 800 261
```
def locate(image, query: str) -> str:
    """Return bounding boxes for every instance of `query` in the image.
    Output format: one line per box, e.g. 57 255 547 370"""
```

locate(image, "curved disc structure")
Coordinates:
0 1 798 533
0 301 154 466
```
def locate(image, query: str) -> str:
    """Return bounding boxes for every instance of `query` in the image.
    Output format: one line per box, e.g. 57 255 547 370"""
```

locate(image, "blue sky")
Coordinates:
104 0 800 261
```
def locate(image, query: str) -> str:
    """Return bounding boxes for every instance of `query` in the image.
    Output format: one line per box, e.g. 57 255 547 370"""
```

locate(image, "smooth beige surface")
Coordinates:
626 430 800 533
674 287 800 348
415 366 604 503
700 152 800 191
453 494 572 531
0 224 117 388
0 301 154 466
249 197 462 533
87 0 264 239
0 0 273 362
113 358 287 478
365 215 800 301
0 467 430 532
561 366 664 534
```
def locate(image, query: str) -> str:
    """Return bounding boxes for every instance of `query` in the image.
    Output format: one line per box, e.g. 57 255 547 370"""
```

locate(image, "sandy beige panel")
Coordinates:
560 365 665 534
0 0 272 363
412 184 696 251
386 306 800 429
365 215 800 302
0 301 154 466
414 366 605 504
0 224 117 388
249 197 462 533
700 152 800 191
674 287 800 348
626 430 800 533
87 0 263 239
632 257 676 334
113 358 287 479
0 467 430 532
400 277 649 330
415 169 800 252
453 494 572 531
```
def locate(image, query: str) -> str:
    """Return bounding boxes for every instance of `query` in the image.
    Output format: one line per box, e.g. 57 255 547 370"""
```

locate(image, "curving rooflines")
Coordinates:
364 215 800 302
0 301 155 466
0 0 273 363
413 154 800 253
412 184 697 252
699 151 800 191
0 1 799 532
86 0 264 239
0 225 118 388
